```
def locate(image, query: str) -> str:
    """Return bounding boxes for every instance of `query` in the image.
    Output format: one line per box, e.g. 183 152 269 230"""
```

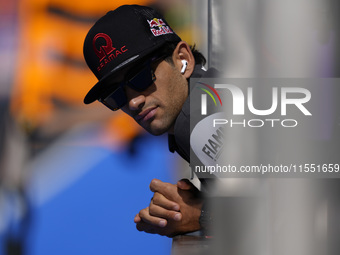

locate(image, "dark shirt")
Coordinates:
168 65 219 163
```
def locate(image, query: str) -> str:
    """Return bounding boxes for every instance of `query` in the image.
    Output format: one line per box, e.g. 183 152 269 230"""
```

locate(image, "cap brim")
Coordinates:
84 54 141 104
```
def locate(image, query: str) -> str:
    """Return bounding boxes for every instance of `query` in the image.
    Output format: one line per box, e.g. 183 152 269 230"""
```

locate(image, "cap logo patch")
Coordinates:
93 33 128 72
148 18 173 37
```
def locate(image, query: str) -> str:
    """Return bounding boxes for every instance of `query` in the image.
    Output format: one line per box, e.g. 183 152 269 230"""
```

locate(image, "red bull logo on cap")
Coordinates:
148 18 174 37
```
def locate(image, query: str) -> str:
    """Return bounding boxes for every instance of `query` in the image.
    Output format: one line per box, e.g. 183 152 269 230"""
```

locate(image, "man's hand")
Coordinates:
134 179 203 237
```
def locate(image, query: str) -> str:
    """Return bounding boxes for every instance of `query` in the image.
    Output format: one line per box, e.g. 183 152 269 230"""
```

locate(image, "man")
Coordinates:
83 4 214 237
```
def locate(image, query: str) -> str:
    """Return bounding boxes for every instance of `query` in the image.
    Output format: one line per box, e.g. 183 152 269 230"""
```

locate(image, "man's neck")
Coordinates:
168 124 175 135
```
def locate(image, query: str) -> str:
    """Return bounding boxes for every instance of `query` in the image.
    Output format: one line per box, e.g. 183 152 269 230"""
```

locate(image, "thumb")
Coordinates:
177 179 196 191
134 214 141 223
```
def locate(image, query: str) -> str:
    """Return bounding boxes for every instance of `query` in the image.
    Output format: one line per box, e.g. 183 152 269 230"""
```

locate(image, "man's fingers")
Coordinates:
135 221 171 237
152 192 180 211
139 207 168 227
177 179 194 190
136 221 157 234
149 203 182 221
149 179 177 200
134 214 141 223
177 178 198 190
136 220 178 238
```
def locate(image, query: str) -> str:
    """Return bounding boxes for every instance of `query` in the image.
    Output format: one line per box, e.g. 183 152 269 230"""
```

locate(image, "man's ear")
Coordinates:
172 41 195 79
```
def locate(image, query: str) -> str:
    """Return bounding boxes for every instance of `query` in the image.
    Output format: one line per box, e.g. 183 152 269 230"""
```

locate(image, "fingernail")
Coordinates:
173 205 180 211
174 213 181 221
159 220 166 227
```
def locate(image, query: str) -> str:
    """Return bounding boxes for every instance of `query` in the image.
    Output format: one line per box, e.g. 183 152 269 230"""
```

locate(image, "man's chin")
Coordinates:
143 124 169 136
146 128 167 136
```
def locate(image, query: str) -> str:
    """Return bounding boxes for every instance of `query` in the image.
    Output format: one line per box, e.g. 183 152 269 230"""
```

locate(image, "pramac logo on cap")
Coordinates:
148 18 174 37
92 33 128 72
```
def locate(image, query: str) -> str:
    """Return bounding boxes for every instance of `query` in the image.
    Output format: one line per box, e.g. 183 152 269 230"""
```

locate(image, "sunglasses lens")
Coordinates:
100 85 127 111
128 62 155 91
98 56 162 111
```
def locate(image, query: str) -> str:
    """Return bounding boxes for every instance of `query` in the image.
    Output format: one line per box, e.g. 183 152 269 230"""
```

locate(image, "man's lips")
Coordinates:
135 107 158 122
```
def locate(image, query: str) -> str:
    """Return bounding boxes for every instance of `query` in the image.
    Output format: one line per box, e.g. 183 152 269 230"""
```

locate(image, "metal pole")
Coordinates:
207 0 212 68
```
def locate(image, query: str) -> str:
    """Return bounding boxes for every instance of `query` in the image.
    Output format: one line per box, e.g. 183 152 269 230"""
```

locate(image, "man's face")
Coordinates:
121 58 188 136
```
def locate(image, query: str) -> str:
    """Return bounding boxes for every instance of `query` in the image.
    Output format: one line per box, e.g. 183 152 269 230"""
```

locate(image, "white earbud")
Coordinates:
180 60 188 74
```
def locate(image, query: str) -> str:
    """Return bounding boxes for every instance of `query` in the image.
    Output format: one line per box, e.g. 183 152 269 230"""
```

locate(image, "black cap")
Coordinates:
83 5 181 104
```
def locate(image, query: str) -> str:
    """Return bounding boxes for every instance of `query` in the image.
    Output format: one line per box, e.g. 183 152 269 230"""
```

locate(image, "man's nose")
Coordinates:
126 87 145 111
